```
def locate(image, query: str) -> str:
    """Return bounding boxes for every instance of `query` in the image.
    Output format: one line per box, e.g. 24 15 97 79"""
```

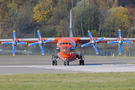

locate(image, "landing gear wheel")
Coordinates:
52 60 57 66
64 61 69 66
52 55 57 66
79 54 84 65
64 61 66 66
79 60 84 65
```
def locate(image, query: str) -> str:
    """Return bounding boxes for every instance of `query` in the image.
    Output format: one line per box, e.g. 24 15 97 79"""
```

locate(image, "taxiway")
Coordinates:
0 55 135 74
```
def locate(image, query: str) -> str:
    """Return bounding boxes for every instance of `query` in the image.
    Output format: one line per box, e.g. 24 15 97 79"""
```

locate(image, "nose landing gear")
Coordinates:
64 60 69 66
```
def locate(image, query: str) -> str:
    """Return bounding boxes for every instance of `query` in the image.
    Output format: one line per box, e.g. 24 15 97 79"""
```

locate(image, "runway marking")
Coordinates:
1 64 135 72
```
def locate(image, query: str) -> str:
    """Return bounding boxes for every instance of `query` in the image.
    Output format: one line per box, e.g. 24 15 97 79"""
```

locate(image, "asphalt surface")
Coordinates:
0 55 135 74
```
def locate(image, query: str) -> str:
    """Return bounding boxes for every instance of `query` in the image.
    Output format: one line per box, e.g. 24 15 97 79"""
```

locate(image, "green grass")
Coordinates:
0 73 135 90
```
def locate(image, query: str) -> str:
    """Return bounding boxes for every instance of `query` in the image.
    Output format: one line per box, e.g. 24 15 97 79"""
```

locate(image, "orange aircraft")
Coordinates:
0 29 135 66
0 10 135 66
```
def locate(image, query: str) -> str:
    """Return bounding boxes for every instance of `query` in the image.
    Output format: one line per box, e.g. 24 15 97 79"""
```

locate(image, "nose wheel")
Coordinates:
64 60 69 66
52 55 57 66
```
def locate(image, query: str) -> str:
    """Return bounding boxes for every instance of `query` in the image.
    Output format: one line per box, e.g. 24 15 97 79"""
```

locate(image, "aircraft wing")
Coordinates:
79 30 135 55
0 38 56 43
1 37 135 43
79 37 135 43
1 29 135 56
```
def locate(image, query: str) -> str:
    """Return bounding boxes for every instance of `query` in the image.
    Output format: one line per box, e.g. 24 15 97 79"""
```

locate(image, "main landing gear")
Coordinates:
52 55 57 66
79 54 84 65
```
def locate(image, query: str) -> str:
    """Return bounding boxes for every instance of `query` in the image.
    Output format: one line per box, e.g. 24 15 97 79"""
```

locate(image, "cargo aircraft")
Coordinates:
0 10 135 66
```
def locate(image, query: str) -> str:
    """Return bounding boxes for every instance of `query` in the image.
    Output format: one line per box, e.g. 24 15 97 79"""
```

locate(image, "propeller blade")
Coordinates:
93 44 98 54
81 30 100 55
81 42 92 47
107 41 118 44
28 42 39 46
43 39 54 43
13 30 16 42
119 44 122 55
2 42 12 44
118 29 121 40
123 41 133 43
88 30 93 40
37 30 42 41
40 45 44 55
13 45 16 56
95 37 105 42
17 42 27 45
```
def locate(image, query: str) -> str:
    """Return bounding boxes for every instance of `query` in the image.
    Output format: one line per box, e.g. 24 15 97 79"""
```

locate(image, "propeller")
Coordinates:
28 30 54 55
81 30 105 55
107 29 133 55
1 30 27 56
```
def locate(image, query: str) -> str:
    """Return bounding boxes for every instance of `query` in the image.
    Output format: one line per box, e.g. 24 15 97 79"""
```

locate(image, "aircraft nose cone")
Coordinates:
62 46 68 49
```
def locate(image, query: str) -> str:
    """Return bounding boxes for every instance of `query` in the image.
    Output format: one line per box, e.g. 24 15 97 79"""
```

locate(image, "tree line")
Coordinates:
0 0 135 39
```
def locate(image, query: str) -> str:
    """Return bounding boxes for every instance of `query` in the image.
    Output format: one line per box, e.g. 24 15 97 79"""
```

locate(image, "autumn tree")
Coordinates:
52 0 77 37
0 1 9 38
73 0 99 37
52 0 72 24
56 19 69 37
104 6 131 37
33 0 54 22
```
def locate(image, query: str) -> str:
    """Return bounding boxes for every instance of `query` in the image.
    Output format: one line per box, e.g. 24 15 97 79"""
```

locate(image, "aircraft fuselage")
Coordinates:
56 38 78 61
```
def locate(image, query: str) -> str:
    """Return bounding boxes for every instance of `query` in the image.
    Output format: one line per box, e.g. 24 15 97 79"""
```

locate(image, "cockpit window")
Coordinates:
59 42 72 46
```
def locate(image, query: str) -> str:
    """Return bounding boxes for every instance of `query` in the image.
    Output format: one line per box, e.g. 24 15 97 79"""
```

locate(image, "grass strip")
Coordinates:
0 72 135 90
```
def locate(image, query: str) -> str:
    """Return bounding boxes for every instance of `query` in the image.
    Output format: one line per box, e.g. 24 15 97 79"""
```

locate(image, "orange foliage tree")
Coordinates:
33 0 55 22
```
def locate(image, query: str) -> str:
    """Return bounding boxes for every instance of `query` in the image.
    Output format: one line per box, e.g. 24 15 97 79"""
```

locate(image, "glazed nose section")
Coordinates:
62 46 68 49
62 49 68 54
